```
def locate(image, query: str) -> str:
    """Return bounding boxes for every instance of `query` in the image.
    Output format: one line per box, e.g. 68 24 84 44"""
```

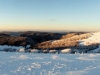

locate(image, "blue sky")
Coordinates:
0 0 100 31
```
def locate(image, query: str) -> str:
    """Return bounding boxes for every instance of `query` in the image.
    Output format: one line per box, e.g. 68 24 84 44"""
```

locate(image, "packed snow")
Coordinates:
0 53 100 75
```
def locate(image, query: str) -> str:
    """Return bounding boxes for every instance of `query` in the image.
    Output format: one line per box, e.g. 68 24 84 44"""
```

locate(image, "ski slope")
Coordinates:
0 52 100 75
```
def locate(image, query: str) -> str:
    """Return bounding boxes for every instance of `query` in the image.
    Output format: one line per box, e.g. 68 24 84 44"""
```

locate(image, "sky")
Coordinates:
0 0 100 32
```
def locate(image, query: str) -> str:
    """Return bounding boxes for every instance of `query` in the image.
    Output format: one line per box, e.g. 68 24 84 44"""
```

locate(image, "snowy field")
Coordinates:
0 52 100 75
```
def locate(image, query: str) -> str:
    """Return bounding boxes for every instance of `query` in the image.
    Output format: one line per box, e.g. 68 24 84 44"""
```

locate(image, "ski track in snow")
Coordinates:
0 53 100 75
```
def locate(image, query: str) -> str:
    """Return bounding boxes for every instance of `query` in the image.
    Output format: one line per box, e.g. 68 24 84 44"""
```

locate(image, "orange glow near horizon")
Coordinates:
0 24 99 32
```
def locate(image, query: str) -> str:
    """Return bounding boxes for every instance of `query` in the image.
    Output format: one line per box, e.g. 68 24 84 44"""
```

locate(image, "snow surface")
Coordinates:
77 32 100 53
0 45 24 51
79 32 100 46
0 53 100 75
60 49 71 54
19 48 25 52
30 49 39 53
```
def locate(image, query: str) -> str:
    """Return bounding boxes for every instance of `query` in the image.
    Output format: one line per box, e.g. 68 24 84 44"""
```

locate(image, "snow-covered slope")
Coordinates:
1 32 100 53
0 53 100 75
77 32 100 53
79 32 100 46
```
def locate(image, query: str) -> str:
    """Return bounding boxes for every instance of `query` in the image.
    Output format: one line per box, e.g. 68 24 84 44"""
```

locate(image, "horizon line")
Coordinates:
0 30 97 33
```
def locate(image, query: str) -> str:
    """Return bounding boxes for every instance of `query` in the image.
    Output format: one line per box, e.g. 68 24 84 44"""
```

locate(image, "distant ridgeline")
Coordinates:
0 31 100 53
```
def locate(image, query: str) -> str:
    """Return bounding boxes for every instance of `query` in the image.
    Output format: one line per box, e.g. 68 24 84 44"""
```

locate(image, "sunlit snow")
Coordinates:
79 32 100 46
